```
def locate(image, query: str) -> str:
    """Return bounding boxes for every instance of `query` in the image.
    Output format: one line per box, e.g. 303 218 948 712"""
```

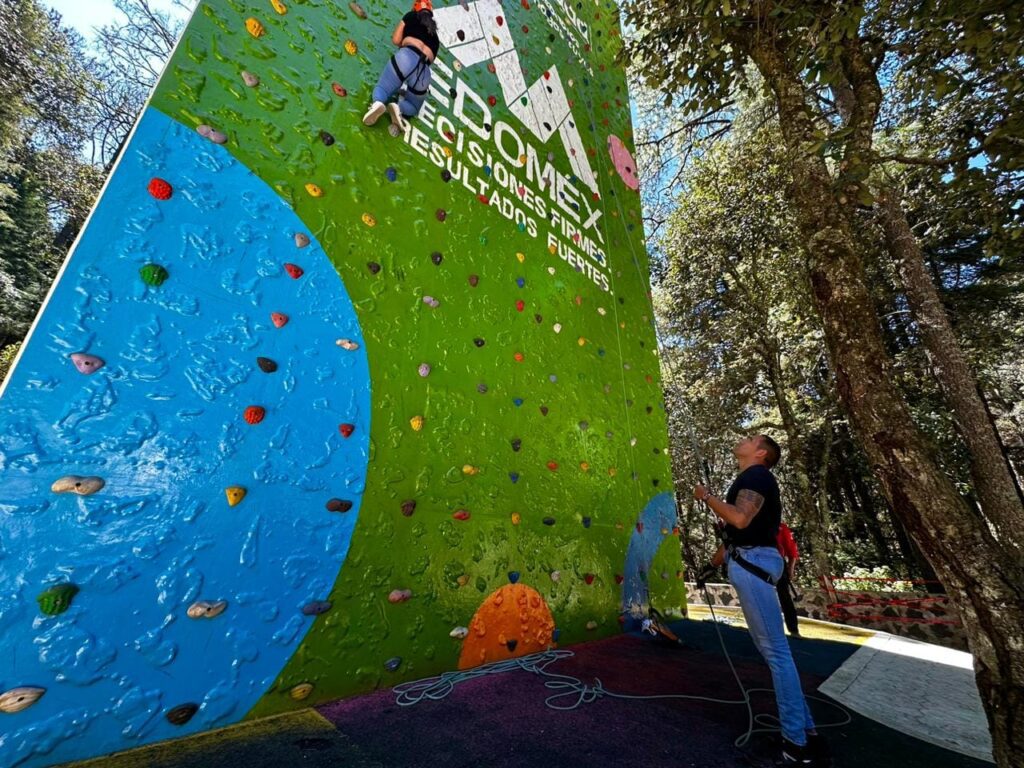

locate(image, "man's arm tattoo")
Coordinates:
735 489 766 525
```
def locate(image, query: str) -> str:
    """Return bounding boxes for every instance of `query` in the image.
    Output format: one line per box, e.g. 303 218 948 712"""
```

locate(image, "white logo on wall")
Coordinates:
433 0 598 194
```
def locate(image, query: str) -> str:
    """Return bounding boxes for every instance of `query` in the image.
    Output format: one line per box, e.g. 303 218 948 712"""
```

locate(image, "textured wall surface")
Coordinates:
0 0 677 765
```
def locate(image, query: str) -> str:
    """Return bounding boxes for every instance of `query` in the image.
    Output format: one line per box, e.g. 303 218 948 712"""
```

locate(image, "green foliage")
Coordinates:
0 343 21 385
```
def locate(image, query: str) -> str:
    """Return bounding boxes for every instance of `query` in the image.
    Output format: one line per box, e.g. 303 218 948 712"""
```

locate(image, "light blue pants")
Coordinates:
728 545 816 746
372 46 432 117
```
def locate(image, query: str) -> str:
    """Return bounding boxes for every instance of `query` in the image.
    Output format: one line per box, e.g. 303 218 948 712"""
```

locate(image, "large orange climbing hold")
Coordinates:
244 406 266 424
458 584 556 669
245 17 265 37
148 177 172 200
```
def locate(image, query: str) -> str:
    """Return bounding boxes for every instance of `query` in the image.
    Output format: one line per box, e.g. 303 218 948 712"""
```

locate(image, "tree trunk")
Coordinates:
747 34 1024 768
878 190 1024 542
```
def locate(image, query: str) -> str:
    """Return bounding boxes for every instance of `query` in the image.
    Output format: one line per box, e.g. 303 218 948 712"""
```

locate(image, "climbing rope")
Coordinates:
393 588 852 750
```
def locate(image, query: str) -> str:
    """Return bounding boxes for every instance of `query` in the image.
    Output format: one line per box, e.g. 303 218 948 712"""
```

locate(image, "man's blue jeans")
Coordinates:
372 47 432 117
728 545 815 746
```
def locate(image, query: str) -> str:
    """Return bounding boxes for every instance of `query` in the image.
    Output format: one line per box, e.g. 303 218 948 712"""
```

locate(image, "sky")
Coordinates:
44 0 190 39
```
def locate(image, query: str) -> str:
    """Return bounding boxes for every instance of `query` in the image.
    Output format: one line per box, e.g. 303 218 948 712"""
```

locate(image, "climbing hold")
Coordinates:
349 0 367 17
515 300 525 312
473 337 485 347
385 167 397 182
452 509 470 521
508 472 519 483
319 130 335 146
513 398 523 406
344 39 358 55
582 517 592 528
36 584 79 616
148 177 172 200
586 621 598 630
388 589 412 603
69 353 105 375
511 512 521 525
516 252 525 263
332 82 348 97
290 683 314 701
430 251 443 265
511 438 521 452
301 600 332 616
468 274 479 287
409 415 424 431
508 571 520 583
225 486 246 506
462 465 479 475
636 521 644 533
513 352 524 362
241 70 260 87
450 626 469 639
257 356 278 373
456 574 470 587
139 263 169 286
552 628 561 642
51 476 104 495
326 498 353 513
436 209 447 221
385 657 402 672
270 0 286 14
305 183 323 197
166 703 199 726
540 405 549 415
579 420 589 430
0 687 45 714
336 339 360 350
294 233 310 248
506 639 518 652
422 296 440 308
584 573 595 585
477 383 488 394
339 423 355 438
515 277 525 288
196 124 228 144
187 600 228 619
367 261 381 274
400 500 416 517
580 462 590 472
614 574 624 584
546 461 558 471
270 312 289 328
361 213 376 227
284 263 304 279
244 405 266 424
550 571 560 582
542 517 556 526
441 169 452 182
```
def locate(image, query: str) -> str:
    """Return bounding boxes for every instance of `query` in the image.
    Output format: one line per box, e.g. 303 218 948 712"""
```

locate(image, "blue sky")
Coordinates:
45 0 188 38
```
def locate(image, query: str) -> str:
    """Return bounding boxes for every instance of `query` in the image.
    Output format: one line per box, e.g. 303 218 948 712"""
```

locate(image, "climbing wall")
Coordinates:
0 0 678 765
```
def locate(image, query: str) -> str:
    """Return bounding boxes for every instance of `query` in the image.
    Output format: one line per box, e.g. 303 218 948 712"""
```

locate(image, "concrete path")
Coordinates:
819 632 993 763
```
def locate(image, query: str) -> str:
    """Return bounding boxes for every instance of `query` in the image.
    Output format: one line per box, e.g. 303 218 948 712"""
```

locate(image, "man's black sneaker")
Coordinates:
779 739 813 765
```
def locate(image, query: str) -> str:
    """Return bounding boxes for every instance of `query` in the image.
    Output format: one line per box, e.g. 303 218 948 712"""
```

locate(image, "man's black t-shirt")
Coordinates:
401 11 440 57
723 464 781 547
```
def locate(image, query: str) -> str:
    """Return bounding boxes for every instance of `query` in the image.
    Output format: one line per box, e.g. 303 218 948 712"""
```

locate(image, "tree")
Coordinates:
625 2 1024 764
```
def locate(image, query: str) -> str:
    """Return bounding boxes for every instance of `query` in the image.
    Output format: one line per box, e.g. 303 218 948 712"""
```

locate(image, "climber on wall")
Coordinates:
363 0 439 133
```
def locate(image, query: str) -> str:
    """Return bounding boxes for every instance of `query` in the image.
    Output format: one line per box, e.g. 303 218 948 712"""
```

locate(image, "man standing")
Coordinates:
776 521 801 637
693 435 821 766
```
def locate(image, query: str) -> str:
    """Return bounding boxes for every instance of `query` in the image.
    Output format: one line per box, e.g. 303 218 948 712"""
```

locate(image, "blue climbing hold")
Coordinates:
513 398 524 407
509 472 520 483
385 656 402 672
385 167 397 181
508 571 520 584
516 277 525 288
582 517 592 528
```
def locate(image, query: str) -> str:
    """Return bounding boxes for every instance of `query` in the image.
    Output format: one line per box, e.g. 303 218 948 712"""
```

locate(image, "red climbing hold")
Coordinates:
148 178 172 200
614 574 624 584
546 461 558 471
332 83 348 97
452 509 471 521
271 312 289 328
513 352 524 362
478 194 490 205
339 423 355 438
584 573 595 585
636 521 644 533
543 71 551 80
284 263 304 279
496 15 504 25
488 95 497 106
515 300 525 312
244 405 266 425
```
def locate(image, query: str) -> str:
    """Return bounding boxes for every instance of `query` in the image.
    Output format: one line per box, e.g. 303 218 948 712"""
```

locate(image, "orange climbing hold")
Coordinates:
270 0 287 13
458 584 556 669
245 17 265 37
271 312 289 328
344 39 358 55
244 406 266 425
225 486 247 506
305 183 323 197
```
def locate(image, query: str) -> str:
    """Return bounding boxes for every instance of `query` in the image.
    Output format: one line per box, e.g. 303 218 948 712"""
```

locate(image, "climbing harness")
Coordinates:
390 46 432 96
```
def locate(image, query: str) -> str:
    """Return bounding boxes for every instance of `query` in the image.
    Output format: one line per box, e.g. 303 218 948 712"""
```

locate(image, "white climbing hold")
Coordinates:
450 626 469 639
196 124 228 144
336 339 360 351
51 475 105 495
0 687 46 714
294 233 310 248
187 600 228 619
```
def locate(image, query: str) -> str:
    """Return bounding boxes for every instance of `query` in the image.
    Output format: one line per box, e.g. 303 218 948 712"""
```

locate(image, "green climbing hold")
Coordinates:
37 583 79 616
139 263 169 286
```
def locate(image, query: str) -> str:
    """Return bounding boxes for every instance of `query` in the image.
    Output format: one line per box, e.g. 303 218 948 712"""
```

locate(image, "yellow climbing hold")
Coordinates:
456 574 470 587
578 337 587 346
518 153 527 165
511 512 521 525
305 183 323 197
245 17 265 37
225 486 247 506
548 244 557 255
462 465 479 475
608 467 617 476
289 683 313 701
410 415 424 431
442 146 453 158
344 39 358 55
361 213 377 227
516 252 525 263
270 0 287 13
579 462 590 472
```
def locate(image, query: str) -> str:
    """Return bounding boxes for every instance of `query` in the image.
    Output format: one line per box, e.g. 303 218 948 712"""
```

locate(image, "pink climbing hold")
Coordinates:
388 589 413 603
271 312 289 328
70 353 105 375
607 134 640 191
284 263 304 279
